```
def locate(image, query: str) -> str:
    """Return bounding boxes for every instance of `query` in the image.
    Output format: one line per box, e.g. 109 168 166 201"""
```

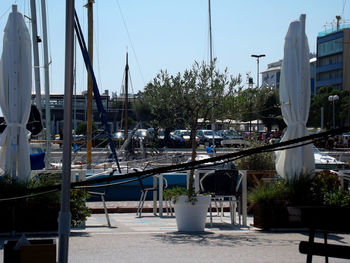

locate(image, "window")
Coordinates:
318 38 343 57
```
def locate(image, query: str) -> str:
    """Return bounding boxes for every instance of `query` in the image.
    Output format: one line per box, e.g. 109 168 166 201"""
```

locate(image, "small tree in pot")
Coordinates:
144 60 241 231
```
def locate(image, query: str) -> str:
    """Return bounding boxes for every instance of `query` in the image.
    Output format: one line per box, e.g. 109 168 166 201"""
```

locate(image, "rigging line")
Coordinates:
76 141 317 190
114 0 146 86
1 138 317 196
50 126 350 191
0 189 59 202
43 0 53 93
95 1 102 88
5 126 348 197
342 0 347 18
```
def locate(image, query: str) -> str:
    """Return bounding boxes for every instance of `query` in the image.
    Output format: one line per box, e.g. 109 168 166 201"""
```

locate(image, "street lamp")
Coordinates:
328 95 339 129
251 54 265 89
251 54 265 132
247 77 254 133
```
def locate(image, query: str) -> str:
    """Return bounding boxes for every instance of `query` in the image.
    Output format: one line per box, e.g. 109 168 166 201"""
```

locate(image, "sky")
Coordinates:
0 0 349 96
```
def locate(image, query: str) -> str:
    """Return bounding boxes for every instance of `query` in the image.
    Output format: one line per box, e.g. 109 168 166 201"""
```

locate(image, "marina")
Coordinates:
1 1 350 262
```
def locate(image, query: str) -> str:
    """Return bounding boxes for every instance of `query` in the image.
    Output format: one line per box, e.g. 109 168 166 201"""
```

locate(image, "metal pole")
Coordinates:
251 54 265 133
208 0 213 64
333 100 335 129
86 0 94 169
58 0 74 262
208 0 215 149
256 59 259 132
40 0 51 168
124 52 129 139
30 0 42 113
73 36 77 137
249 92 252 133
256 58 259 89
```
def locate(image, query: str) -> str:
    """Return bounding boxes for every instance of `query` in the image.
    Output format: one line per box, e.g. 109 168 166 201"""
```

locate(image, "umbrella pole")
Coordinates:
300 14 306 173
58 0 75 262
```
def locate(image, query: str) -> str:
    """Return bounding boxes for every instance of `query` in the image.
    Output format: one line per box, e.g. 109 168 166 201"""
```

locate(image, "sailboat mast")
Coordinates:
40 0 51 168
124 52 129 140
208 0 213 64
30 0 43 114
86 0 94 169
208 0 215 147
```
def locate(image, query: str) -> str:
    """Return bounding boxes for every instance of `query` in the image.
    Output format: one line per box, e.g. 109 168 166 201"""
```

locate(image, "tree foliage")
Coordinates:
138 60 242 194
76 121 97 135
309 86 350 128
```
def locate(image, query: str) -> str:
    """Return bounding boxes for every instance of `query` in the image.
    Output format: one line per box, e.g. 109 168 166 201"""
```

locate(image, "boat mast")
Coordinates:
124 52 129 140
40 0 51 167
30 0 43 114
86 0 94 169
208 0 213 65
58 1 75 261
208 0 215 148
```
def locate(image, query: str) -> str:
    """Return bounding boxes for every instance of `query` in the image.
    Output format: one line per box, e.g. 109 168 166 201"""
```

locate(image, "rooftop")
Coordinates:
318 23 350 37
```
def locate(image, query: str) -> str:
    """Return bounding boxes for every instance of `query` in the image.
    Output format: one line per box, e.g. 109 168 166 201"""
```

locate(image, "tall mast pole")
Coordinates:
208 0 215 149
208 0 213 65
124 52 129 140
58 1 74 261
30 0 43 114
40 0 51 168
86 0 94 169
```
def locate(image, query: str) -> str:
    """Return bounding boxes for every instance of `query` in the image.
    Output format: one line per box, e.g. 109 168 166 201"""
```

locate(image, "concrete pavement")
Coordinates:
1 212 350 262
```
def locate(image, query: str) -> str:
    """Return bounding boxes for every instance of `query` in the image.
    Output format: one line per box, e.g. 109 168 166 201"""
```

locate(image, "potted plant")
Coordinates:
248 180 289 229
142 60 240 231
286 171 350 231
164 186 211 232
236 140 276 189
0 173 91 232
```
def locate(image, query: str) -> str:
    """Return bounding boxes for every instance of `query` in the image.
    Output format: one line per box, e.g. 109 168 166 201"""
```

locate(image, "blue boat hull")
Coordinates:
86 172 187 201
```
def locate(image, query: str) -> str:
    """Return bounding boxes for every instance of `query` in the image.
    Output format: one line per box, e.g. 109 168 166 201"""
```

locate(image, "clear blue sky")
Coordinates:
0 0 349 95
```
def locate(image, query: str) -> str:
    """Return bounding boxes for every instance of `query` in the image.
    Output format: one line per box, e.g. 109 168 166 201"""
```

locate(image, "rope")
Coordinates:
1 126 349 201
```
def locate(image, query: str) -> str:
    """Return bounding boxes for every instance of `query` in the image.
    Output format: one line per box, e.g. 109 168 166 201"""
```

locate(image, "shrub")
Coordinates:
284 174 316 206
236 140 275 170
0 173 91 228
324 190 350 207
163 187 198 204
248 181 287 206
249 170 345 207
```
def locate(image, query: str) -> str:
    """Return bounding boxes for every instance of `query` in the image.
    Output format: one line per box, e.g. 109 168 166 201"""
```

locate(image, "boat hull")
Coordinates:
86 172 187 201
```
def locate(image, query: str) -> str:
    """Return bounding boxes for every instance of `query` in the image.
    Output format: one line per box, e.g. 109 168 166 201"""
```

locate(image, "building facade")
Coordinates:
32 91 137 137
261 58 316 93
316 26 350 93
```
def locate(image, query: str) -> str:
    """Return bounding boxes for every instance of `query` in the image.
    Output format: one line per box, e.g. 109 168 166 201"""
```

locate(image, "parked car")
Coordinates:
113 130 125 140
217 130 249 147
196 129 223 146
172 130 198 148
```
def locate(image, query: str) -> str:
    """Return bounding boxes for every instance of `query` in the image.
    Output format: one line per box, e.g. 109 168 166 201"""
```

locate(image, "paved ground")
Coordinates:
1 211 350 263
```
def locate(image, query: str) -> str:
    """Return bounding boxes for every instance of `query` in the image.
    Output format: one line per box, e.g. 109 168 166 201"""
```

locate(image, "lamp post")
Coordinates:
251 54 265 89
247 77 253 134
328 95 339 129
251 54 265 133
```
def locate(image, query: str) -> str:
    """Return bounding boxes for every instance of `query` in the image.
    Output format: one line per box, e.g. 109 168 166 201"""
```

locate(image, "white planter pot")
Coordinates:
174 195 211 232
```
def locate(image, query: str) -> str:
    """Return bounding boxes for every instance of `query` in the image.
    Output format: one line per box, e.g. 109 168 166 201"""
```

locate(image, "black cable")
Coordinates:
2 126 349 200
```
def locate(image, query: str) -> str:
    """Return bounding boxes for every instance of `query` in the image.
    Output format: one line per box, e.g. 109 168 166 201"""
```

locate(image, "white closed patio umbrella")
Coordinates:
275 14 315 180
0 5 32 181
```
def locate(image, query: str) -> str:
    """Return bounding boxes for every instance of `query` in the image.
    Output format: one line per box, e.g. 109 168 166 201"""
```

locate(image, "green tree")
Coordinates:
76 121 97 135
140 60 241 195
309 86 350 128
255 87 284 131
